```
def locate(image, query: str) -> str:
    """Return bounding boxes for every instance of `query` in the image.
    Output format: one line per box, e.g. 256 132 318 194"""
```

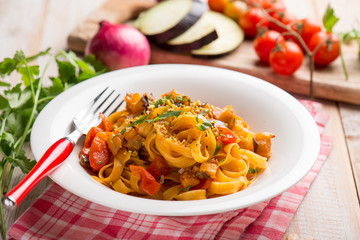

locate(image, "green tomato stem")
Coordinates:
0 160 9 240
339 37 349 80
3 166 14 194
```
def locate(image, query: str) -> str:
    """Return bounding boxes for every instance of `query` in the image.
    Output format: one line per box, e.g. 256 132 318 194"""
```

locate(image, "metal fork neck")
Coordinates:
66 129 83 145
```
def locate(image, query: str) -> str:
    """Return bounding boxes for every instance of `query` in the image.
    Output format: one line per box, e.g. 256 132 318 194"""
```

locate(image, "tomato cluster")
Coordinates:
208 0 340 75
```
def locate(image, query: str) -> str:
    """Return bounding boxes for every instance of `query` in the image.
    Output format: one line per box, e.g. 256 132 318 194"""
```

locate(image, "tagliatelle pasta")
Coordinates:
79 90 275 200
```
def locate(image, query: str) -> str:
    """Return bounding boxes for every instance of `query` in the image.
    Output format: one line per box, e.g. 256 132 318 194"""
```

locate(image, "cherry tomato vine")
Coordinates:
208 0 344 98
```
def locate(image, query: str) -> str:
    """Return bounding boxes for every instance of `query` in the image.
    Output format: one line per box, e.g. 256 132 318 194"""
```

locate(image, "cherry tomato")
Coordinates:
246 0 263 4
89 132 110 171
130 165 161 196
269 41 304 75
254 30 285 63
217 125 240 144
308 31 340 66
208 0 230 13
223 1 247 21
260 0 286 16
239 7 269 38
269 11 297 33
291 18 322 46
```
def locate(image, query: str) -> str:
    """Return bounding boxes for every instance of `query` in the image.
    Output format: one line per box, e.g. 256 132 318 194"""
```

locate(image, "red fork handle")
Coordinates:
3 137 74 207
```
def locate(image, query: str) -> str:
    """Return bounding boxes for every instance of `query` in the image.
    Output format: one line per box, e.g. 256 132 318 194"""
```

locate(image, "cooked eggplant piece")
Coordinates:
162 12 218 53
191 11 244 57
137 0 207 44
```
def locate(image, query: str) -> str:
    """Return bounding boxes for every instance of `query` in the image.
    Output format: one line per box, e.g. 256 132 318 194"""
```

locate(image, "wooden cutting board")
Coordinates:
67 0 360 105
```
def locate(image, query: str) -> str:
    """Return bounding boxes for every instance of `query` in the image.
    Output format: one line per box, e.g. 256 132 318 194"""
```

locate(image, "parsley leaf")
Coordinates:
214 142 221 156
195 112 212 131
249 168 258 174
199 109 209 116
184 185 192 192
197 120 212 131
116 115 148 136
153 95 172 108
146 110 182 123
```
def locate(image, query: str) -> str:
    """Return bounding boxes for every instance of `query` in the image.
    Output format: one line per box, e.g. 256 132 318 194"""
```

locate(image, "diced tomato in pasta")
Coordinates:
217 125 240 144
130 165 161 196
89 132 110 171
99 113 113 132
192 179 211 190
84 127 103 148
147 156 172 180
79 127 103 158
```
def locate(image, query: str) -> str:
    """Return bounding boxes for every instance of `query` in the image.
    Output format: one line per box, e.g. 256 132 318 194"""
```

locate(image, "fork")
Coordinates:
2 87 123 207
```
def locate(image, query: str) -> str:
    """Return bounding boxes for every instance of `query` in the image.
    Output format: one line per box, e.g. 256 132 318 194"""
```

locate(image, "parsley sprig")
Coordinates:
0 49 108 239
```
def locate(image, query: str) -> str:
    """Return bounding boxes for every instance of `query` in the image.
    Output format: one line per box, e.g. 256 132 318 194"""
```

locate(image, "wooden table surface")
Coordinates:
1 0 360 239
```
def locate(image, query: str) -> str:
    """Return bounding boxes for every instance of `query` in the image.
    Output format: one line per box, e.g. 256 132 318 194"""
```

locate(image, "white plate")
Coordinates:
31 64 320 216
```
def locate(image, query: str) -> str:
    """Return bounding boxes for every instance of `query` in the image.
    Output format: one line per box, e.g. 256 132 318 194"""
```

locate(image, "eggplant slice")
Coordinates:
191 11 244 57
162 12 219 53
138 0 207 44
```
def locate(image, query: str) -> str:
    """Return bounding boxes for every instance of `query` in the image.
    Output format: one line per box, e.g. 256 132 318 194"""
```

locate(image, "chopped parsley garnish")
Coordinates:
153 99 163 108
153 95 172 108
184 185 192 192
214 142 221 156
178 185 192 195
145 110 182 123
217 159 225 165
196 114 213 131
203 172 211 179
249 168 258 174
174 95 186 104
199 109 209 116
115 115 147 136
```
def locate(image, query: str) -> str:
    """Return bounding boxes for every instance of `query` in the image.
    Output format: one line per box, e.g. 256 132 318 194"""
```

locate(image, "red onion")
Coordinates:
85 21 151 70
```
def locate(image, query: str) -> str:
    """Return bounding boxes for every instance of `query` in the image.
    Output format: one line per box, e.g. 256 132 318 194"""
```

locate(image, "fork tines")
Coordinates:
78 87 124 126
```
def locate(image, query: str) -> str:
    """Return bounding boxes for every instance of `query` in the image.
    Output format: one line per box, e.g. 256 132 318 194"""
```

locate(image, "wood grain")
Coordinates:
284 100 360 239
339 103 360 200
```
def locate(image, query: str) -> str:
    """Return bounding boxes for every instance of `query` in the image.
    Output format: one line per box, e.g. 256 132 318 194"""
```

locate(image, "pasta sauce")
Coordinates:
79 90 274 200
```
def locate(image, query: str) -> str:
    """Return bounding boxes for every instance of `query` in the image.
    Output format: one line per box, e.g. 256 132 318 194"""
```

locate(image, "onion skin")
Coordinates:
85 21 151 70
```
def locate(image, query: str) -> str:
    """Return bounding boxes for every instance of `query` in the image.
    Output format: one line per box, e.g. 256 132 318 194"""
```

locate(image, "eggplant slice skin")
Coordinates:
191 11 244 57
161 12 219 53
161 30 218 52
139 0 208 44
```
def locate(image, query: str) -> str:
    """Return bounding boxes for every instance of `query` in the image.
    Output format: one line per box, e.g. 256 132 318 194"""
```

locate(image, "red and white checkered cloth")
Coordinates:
7 100 333 240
